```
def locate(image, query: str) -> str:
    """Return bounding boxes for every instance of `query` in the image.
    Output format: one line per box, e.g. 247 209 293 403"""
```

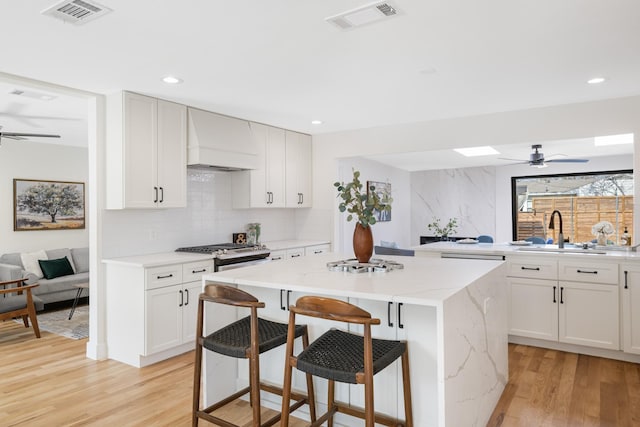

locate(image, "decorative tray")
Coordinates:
509 241 533 246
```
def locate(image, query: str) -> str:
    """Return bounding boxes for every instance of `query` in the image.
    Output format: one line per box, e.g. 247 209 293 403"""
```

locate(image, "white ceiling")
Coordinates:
0 0 638 164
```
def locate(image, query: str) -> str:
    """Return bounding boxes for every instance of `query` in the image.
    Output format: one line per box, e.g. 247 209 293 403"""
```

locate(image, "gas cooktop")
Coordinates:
326 258 404 273
176 243 270 259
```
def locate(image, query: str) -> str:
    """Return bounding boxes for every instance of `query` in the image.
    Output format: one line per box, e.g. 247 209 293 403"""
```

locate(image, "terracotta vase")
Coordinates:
353 223 374 263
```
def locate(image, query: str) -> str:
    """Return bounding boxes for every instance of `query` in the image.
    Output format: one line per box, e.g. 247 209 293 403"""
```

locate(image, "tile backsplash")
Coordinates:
101 169 296 258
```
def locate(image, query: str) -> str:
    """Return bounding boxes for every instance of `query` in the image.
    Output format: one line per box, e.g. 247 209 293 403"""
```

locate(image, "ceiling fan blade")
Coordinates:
498 157 528 162
0 132 60 138
546 158 589 163
1 135 27 140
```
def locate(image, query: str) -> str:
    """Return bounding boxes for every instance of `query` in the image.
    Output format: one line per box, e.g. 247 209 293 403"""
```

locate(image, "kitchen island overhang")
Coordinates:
199 253 508 427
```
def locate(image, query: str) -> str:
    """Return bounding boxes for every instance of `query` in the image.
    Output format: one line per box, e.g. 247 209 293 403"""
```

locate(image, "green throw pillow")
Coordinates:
38 257 75 280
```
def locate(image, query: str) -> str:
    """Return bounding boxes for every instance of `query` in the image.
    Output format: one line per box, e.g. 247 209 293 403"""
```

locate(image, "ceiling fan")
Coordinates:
0 125 60 145
500 144 589 168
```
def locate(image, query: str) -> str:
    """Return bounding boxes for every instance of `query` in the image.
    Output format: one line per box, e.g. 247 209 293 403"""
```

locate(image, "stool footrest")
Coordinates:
313 400 406 427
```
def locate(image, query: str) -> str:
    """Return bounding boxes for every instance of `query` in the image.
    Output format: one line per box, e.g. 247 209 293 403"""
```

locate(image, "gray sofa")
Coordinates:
0 248 89 305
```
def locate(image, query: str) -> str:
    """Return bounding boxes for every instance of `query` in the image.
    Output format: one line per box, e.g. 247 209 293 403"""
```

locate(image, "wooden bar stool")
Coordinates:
281 296 413 427
192 283 316 427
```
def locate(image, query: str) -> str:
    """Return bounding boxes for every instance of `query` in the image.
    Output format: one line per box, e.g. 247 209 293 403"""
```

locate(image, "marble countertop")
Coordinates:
202 252 505 307
102 252 214 267
262 240 330 250
413 241 640 260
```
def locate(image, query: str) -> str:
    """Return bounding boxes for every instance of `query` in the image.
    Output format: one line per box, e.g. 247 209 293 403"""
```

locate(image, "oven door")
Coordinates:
216 258 271 272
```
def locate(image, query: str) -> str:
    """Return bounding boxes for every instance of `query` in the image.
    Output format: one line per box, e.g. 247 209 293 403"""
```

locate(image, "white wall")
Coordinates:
0 139 89 254
101 168 297 258
307 96 640 249
335 157 411 254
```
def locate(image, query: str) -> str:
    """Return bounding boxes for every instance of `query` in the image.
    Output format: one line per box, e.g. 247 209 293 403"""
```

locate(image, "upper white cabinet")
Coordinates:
232 122 285 208
285 130 312 207
232 124 312 209
106 91 187 209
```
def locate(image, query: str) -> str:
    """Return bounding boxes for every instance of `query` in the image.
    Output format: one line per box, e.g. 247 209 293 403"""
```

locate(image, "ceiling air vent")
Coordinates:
325 1 398 30
41 0 112 25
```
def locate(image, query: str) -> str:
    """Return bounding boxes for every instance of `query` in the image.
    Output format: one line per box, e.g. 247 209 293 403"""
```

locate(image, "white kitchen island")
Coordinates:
200 253 507 427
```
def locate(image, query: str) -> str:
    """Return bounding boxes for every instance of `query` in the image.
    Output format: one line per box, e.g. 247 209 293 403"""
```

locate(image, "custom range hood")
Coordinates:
187 107 258 171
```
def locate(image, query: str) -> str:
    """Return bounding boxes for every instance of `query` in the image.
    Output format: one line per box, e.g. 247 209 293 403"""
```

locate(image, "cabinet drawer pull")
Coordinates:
184 289 189 306
521 266 540 271
157 274 173 279
387 301 394 328
192 269 207 274
314 250 323 254
553 286 557 303
625 270 628 289
398 302 404 329
179 290 183 307
560 287 564 304
280 289 285 310
577 269 598 274
159 187 164 203
272 256 283 261
154 186 158 203
291 254 301 258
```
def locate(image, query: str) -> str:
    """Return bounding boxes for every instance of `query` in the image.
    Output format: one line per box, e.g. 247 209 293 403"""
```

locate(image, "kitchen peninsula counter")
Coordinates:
201 252 507 427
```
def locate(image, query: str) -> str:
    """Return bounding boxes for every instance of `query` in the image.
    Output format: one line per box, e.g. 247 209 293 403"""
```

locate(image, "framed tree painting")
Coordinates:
13 179 85 231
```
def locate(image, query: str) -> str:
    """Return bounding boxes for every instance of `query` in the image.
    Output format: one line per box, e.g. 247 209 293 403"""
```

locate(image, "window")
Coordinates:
511 170 633 244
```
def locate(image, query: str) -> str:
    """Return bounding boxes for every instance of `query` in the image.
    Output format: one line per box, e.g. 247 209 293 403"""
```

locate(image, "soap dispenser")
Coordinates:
622 226 631 246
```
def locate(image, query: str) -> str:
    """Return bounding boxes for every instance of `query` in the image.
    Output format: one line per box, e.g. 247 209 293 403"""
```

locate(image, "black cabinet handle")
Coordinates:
314 250 323 254
560 287 564 304
159 187 164 203
157 274 173 279
291 254 301 258
521 266 540 271
266 192 270 204
179 290 183 307
272 256 283 261
577 269 598 274
192 269 207 274
287 290 291 310
387 302 394 327
280 289 285 310
398 303 404 329
154 186 158 203
184 289 189 306
624 270 628 289
553 286 557 303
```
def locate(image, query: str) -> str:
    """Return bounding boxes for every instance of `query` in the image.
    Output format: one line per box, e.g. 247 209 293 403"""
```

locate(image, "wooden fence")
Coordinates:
517 195 633 244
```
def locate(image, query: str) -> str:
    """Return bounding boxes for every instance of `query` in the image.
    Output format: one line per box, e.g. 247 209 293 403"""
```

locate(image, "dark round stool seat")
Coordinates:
203 315 306 358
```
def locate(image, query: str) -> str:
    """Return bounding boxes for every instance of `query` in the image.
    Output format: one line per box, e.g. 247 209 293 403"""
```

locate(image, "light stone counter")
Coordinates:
414 241 640 260
102 251 214 268
201 252 507 427
262 239 330 251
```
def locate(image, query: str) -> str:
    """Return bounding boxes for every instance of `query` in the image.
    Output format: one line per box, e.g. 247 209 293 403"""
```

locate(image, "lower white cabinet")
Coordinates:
507 257 620 351
305 244 331 256
508 277 558 341
620 265 640 354
268 243 330 261
105 257 213 367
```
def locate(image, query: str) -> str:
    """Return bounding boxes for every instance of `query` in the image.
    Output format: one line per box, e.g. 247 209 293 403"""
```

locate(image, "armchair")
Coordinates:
0 278 42 338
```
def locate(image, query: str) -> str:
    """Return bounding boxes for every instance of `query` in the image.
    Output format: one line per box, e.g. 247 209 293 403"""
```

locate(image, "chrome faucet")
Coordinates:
548 210 564 249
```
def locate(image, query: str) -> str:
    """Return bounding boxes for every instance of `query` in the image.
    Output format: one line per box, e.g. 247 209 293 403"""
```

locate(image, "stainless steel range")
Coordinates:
327 258 404 273
176 243 270 271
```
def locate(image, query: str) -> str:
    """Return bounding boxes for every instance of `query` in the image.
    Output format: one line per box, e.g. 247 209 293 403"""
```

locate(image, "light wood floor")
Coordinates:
2 319 639 426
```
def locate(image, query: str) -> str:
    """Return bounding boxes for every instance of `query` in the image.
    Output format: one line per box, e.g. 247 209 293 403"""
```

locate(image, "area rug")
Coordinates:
15 305 89 339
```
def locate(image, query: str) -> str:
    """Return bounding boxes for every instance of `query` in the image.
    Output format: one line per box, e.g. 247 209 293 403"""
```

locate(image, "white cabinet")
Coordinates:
285 130 312 207
620 266 640 354
507 256 620 351
232 122 285 208
105 257 213 367
508 277 558 341
106 91 187 209
305 244 331 256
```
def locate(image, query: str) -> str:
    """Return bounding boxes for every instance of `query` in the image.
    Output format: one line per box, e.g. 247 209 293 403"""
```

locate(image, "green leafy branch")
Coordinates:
334 169 392 228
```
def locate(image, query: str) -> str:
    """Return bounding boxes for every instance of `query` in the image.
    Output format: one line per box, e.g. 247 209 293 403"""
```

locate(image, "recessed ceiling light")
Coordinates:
311 120 323 125
162 76 183 84
587 77 606 84
453 146 500 157
594 133 634 146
